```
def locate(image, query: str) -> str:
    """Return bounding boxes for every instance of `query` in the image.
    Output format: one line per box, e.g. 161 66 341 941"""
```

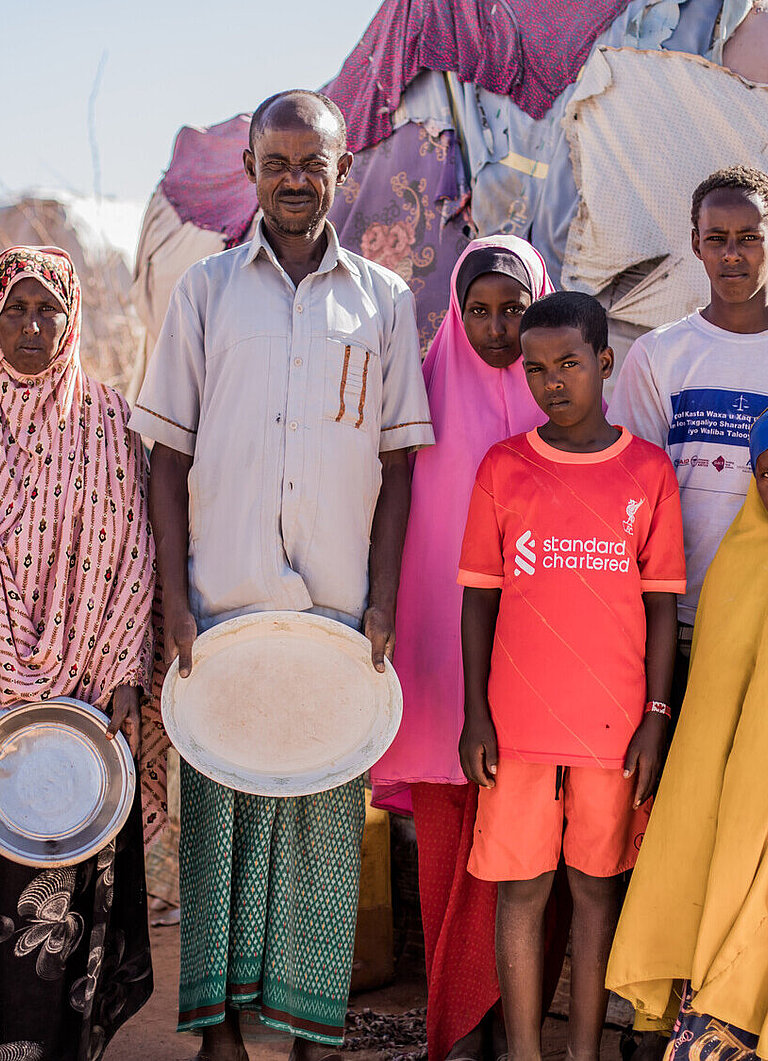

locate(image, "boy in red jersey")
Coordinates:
458 292 686 1061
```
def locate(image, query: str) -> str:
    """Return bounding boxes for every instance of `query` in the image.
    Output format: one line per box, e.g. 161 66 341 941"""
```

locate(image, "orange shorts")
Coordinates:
468 759 650 881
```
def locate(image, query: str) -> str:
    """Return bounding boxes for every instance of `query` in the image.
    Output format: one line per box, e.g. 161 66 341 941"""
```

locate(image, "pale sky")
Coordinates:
1 0 381 205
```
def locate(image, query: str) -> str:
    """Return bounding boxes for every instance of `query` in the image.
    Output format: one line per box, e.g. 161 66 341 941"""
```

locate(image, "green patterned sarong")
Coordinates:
178 760 365 1044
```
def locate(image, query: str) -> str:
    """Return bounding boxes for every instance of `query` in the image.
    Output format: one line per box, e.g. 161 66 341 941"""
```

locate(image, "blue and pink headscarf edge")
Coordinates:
749 409 768 473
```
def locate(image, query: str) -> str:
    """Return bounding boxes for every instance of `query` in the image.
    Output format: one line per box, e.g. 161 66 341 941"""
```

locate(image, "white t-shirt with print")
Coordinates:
608 311 768 624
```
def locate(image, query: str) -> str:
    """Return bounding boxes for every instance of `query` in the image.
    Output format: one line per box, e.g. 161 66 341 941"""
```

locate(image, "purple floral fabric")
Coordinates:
328 122 470 353
323 0 632 151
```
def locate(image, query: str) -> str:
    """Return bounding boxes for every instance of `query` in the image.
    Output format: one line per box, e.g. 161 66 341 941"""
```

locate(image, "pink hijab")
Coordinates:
0 247 155 708
371 235 554 813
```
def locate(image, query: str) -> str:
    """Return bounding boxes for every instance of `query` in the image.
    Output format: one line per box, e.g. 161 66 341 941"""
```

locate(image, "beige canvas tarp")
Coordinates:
562 46 768 329
128 188 228 398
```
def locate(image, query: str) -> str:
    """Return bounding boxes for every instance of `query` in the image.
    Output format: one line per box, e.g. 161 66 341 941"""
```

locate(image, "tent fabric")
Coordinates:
721 4 768 83
388 0 691 285
160 114 254 242
140 0 746 308
326 121 471 353
709 0 754 62
322 0 633 153
132 187 229 355
132 0 768 381
561 46 768 329
392 69 455 136
663 0 721 52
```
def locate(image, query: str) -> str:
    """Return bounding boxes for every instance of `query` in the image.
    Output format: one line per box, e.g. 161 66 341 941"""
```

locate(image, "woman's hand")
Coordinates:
459 704 499 788
107 684 141 758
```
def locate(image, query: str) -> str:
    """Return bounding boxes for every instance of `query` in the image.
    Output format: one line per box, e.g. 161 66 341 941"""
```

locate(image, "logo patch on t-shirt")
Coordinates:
668 388 768 448
514 530 536 577
623 498 645 535
514 533 632 576
542 537 630 573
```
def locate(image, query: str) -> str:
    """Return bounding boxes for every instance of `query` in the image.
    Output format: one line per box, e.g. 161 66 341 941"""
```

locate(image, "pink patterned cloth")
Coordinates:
324 0 631 151
371 235 554 813
161 114 255 242
0 247 163 837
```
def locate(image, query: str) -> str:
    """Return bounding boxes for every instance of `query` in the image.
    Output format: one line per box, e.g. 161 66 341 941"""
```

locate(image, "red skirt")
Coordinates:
411 782 571 1061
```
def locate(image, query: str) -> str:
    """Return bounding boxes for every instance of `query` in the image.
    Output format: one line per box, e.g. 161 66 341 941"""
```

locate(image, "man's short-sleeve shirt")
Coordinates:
129 219 434 629
458 429 686 768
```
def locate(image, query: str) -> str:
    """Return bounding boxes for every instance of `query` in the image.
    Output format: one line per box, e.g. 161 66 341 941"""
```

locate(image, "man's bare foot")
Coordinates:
289 1037 342 1061
196 1008 248 1061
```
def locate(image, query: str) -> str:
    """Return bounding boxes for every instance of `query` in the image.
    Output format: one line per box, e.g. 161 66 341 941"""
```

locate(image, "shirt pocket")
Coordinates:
324 338 380 431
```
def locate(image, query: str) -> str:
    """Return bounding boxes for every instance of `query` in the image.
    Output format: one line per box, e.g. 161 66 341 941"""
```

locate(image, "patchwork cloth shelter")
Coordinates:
561 47 768 329
132 0 768 372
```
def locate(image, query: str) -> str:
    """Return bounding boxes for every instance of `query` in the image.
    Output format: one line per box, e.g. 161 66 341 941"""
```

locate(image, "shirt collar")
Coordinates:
243 215 358 278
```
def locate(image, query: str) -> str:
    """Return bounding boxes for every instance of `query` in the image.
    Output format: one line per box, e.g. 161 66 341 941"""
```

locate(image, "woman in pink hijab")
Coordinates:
372 235 568 1061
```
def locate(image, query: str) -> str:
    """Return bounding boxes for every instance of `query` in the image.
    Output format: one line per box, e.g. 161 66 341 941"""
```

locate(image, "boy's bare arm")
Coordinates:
624 591 677 807
459 586 501 788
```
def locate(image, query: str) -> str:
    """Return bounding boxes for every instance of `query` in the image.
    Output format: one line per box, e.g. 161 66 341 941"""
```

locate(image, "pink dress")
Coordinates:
372 234 554 813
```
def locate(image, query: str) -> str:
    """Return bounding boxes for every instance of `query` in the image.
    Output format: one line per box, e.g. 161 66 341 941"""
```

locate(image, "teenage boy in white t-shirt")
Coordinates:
609 166 768 692
608 165 768 1059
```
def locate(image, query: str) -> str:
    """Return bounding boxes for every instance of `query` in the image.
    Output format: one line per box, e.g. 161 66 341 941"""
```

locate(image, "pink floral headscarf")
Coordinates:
0 246 155 708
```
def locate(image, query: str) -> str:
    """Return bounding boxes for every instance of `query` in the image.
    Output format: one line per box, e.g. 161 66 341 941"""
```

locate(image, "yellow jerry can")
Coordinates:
350 789 395 992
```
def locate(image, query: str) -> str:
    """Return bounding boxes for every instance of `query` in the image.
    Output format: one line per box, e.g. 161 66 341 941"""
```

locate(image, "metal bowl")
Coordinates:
0 697 135 867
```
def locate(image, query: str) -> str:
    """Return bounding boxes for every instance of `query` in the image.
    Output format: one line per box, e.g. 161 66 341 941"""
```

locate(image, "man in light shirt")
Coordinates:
130 89 433 1061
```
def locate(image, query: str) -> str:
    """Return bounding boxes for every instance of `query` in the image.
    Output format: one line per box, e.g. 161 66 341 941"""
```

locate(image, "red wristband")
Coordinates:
645 700 671 719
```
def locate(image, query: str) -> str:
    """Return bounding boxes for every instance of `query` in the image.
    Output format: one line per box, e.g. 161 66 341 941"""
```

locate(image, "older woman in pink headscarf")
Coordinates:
0 247 155 1061
372 236 568 1061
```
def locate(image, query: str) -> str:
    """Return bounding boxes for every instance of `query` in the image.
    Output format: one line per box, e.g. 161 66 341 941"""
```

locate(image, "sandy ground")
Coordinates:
104 922 427 1061
104 924 623 1061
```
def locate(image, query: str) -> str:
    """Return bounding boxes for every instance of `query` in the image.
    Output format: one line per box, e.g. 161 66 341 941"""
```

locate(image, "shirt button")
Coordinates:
295 304 303 313
294 357 303 367
289 420 298 430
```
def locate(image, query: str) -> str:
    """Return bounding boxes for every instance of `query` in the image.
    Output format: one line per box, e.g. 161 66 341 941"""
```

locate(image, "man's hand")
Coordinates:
107 684 141 758
363 605 395 673
459 706 498 788
623 713 668 808
164 594 198 678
